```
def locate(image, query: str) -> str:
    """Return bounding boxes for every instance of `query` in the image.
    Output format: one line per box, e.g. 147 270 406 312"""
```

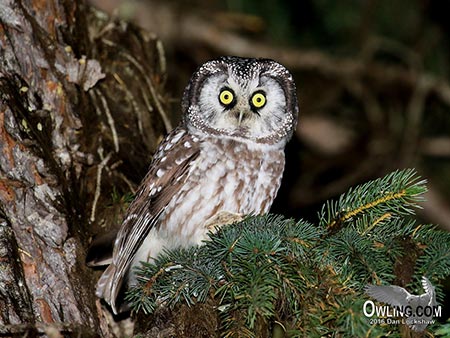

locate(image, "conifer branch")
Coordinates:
127 169 449 336
319 168 427 232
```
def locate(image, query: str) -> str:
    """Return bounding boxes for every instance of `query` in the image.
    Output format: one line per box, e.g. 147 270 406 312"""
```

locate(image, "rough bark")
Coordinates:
0 0 168 336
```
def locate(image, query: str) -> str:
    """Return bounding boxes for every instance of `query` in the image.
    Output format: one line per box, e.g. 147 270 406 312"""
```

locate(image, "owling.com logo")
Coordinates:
364 276 442 332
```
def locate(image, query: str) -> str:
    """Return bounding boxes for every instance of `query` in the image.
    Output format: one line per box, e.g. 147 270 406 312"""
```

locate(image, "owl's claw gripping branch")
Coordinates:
204 211 244 231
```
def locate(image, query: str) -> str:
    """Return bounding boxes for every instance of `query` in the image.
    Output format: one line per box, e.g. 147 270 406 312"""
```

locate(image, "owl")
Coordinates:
95 56 299 314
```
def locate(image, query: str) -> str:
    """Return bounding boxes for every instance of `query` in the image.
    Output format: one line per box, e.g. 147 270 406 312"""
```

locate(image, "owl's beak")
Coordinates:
237 111 245 125
237 110 251 126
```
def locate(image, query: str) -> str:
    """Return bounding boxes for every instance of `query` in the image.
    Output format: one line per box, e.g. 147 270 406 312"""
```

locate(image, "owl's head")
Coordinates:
182 56 298 147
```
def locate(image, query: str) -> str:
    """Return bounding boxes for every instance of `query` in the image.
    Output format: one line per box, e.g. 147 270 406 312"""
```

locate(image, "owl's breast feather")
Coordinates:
131 136 285 279
162 137 284 245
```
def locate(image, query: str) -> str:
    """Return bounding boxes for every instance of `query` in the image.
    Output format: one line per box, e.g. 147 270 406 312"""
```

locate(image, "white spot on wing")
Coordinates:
170 130 185 144
156 169 165 178
124 214 138 223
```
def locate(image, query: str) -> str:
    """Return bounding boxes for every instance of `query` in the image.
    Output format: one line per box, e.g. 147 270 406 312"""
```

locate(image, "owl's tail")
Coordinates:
96 263 121 314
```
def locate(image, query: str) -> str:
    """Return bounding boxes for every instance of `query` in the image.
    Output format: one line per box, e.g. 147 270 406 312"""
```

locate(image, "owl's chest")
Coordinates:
161 139 285 242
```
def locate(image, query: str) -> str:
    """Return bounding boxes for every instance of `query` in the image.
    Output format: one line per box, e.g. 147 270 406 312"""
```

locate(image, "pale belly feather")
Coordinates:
131 139 284 275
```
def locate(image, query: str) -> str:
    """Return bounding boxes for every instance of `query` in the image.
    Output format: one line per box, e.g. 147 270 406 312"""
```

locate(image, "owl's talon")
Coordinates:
204 211 244 232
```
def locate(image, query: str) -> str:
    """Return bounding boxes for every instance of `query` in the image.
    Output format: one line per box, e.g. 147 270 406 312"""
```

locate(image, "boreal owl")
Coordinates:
95 56 299 314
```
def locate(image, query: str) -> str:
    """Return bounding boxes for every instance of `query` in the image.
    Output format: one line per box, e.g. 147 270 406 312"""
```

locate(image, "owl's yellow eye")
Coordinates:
251 92 266 108
219 89 234 105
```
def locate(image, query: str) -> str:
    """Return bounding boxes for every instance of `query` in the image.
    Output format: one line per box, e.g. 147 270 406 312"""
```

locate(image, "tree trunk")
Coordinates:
0 0 169 335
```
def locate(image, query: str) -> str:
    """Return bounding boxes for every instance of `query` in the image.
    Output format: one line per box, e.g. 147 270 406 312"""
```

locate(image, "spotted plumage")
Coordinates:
95 56 299 314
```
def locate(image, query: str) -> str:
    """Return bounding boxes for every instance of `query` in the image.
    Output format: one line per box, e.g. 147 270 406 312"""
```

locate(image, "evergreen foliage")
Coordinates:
126 169 450 337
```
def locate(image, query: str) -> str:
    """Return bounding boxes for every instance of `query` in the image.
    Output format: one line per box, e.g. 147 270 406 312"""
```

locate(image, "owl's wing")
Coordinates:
365 284 413 309
420 276 436 307
96 127 201 313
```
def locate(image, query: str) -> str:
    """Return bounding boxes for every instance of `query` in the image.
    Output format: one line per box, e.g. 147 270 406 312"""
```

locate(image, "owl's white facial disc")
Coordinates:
197 73 287 137
183 57 298 146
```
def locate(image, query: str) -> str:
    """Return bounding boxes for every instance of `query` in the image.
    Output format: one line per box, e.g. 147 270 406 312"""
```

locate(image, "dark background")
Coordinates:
86 0 450 325
89 0 450 232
